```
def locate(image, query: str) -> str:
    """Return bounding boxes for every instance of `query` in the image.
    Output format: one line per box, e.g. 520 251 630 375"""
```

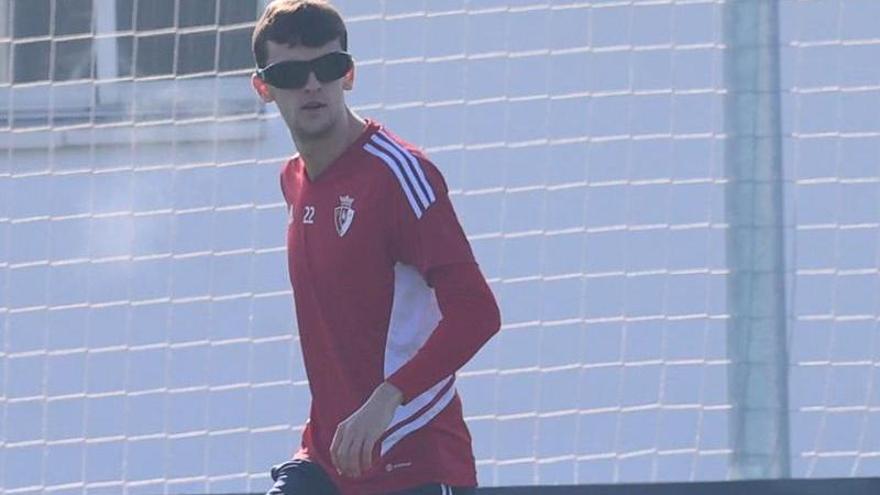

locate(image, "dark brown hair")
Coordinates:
252 0 348 68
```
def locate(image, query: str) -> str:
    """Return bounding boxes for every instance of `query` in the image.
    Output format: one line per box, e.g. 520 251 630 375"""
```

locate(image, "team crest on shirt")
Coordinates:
334 195 355 237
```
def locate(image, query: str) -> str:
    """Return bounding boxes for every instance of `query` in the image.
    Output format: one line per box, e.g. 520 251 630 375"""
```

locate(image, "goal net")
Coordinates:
1 0 878 494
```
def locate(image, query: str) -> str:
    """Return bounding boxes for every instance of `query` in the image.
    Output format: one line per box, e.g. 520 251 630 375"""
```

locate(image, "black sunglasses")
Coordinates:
256 51 353 90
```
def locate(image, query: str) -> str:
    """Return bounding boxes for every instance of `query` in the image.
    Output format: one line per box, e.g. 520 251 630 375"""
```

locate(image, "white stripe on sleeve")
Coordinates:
371 134 432 210
378 132 436 204
364 142 424 218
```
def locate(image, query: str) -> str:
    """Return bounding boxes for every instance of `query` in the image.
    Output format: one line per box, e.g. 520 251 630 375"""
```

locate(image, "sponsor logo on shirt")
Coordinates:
385 461 413 472
335 195 355 237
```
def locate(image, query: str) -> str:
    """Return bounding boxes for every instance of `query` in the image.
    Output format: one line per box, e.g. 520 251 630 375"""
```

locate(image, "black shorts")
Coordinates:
267 459 476 495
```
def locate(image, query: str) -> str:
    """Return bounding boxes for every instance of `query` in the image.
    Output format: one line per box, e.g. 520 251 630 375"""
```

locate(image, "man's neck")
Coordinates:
294 110 367 181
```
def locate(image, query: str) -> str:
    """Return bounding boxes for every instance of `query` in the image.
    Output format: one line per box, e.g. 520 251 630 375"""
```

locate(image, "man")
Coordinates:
251 1 502 494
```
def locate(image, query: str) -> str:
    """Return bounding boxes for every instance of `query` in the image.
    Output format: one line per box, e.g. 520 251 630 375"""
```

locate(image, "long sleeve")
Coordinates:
381 143 502 404
385 262 501 404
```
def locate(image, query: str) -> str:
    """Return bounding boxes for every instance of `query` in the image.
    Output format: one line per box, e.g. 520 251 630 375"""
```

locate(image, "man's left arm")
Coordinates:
330 153 501 479
386 262 501 404
329 262 500 478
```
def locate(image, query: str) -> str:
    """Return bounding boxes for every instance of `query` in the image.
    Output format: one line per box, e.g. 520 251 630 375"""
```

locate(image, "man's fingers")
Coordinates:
359 435 374 475
349 436 365 478
339 430 359 477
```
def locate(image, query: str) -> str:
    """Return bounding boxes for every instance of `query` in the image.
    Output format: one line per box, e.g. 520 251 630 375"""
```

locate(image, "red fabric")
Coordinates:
280 120 500 495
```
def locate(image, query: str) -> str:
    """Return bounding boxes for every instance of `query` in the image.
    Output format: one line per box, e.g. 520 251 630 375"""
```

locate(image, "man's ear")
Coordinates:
252 73 275 103
342 63 355 91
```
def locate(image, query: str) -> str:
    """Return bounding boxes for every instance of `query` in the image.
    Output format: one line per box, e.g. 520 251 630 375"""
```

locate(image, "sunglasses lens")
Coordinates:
313 53 352 83
259 52 352 89
263 61 310 89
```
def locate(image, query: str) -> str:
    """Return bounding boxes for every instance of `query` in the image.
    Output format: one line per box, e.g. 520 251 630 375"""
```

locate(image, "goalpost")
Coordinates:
723 0 790 480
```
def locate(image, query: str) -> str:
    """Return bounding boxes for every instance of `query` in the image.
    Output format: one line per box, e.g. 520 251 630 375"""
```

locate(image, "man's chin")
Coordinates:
294 117 336 140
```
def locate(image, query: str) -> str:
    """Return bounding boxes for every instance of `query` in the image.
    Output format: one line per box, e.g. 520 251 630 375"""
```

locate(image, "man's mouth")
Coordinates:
302 102 326 110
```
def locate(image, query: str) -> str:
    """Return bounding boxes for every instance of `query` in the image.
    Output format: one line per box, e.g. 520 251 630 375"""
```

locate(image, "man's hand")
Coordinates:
330 381 404 478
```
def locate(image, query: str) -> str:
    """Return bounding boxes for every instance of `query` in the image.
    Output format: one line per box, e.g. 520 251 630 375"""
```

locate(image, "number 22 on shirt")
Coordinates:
303 205 316 224
287 204 316 226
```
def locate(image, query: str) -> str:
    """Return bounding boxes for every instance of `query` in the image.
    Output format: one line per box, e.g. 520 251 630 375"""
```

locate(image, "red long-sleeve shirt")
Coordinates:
281 119 501 495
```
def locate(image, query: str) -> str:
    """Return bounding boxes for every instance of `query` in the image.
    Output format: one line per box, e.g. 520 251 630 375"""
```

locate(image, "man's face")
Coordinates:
253 39 354 140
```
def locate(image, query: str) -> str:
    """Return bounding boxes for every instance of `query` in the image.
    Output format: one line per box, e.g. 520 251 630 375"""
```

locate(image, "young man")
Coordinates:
251 1 502 494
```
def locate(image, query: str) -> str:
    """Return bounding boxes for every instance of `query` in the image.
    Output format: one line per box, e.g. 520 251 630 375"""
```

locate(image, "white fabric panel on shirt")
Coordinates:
383 263 441 378
382 262 455 455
